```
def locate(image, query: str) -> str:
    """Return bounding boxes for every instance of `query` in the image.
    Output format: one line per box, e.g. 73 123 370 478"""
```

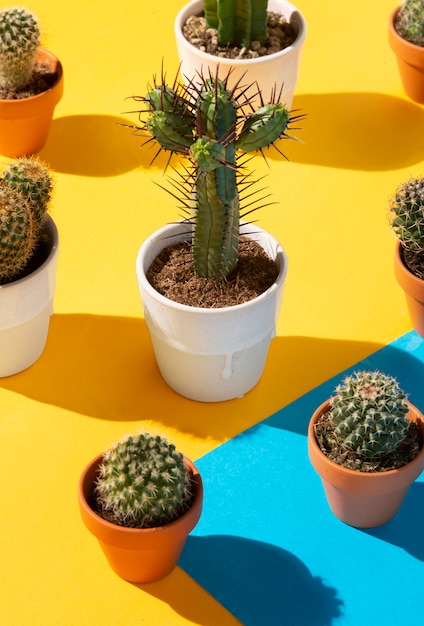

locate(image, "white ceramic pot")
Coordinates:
0 216 59 377
136 221 287 402
174 0 306 109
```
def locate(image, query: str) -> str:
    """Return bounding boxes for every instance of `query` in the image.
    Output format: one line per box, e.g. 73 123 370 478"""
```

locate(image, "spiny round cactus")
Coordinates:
329 371 410 459
395 0 424 47
0 156 53 282
95 433 193 529
0 7 40 90
389 175 424 252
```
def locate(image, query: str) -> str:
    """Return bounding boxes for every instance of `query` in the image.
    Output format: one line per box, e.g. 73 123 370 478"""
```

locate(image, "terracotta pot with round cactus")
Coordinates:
0 156 59 377
389 175 424 336
308 370 424 528
0 6 64 157
389 0 424 103
78 432 203 583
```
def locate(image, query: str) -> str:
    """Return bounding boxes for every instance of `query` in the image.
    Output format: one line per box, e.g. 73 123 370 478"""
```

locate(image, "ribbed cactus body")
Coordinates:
204 0 268 47
0 7 40 90
95 433 192 528
330 371 410 458
396 0 424 47
143 72 292 282
0 157 52 282
389 176 424 252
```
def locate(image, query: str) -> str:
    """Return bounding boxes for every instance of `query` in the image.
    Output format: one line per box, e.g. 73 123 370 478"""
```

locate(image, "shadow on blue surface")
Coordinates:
182 535 344 626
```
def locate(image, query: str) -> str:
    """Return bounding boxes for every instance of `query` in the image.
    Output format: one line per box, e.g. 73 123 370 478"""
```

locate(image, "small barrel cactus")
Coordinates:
389 175 424 253
95 433 193 528
395 0 424 47
0 156 53 282
0 7 41 91
329 370 410 459
204 0 268 48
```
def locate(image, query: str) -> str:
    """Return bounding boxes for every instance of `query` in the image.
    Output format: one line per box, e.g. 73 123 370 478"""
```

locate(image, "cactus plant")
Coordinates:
328 371 410 459
0 156 53 282
94 433 193 528
395 0 424 47
389 175 424 253
204 0 268 48
0 7 41 92
136 69 300 283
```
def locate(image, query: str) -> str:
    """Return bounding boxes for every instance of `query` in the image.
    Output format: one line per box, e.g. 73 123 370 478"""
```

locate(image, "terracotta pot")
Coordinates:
388 7 424 104
0 48 64 157
308 399 424 528
394 241 424 337
78 453 203 583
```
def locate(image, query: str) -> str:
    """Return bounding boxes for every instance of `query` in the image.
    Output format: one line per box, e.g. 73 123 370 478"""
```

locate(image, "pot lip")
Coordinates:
78 451 203 536
308 398 424 481
136 220 288 315
175 0 307 67
0 215 58 291
388 6 424 59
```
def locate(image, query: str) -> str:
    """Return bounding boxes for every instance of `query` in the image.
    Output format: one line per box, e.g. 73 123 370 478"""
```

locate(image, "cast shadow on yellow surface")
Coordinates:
274 92 424 170
39 115 171 176
0 313 382 440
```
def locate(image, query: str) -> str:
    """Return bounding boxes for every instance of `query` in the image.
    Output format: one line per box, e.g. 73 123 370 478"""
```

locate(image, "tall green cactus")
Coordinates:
140 71 299 282
395 0 424 47
389 175 424 252
329 371 410 459
0 7 41 91
204 0 268 47
0 156 53 282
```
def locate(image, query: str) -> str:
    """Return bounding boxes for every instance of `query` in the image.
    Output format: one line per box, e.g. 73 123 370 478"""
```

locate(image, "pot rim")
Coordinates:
388 7 424 63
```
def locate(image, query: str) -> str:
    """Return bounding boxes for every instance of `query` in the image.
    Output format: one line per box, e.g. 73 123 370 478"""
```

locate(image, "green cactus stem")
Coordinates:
389 175 424 253
204 0 268 47
0 7 41 90
95 433 193 529
395 0 424 47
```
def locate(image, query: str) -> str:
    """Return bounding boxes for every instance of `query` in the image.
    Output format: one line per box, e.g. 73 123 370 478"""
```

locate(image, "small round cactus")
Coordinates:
329 371 410 459
0 156 53 282
389 175 424 253
0 7 41 91
395 0 424 47
95 433 193 528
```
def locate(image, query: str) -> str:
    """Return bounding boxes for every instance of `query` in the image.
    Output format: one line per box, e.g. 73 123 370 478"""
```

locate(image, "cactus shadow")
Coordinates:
177 535 344 626
38 114 170 176
273 92 424 171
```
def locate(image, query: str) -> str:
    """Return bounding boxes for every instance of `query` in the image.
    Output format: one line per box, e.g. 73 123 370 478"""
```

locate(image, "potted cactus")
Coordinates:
133 68 302 401
308 370 424 528
78 432 203 583
175 0 307 108
389 0 424 103
0 6 64 157
0 156 58 377
389 175 424 336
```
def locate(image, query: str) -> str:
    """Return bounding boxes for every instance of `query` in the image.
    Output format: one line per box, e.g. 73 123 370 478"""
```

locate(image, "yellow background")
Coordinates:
1 1 422 624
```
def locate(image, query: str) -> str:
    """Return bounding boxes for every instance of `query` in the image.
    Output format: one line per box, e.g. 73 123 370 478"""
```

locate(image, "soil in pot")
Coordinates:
402 246 424 280
147 236 278 307
0 59 59 100
182 10 297 60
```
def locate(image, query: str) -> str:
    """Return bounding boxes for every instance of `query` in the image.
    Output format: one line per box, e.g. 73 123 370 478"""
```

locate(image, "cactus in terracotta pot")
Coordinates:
204 0 268 47
0 7 41 91
394 0 424 47
95 433 193 528
0 156 53 282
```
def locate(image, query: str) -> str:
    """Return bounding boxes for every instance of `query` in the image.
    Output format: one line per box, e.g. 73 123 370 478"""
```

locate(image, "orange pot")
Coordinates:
394 241 424 337
388 7 424 104
0 48 64 157
78 453 203 583
308 399 424 528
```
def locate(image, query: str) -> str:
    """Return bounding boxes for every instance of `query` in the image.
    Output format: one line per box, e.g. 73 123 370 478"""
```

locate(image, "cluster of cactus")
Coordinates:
139 69 299 282
95 433 193 528
0 156 53 282
204 0 268 48
0 7 41 91
329 370 410 459
395 0 424 47
389 175 424 253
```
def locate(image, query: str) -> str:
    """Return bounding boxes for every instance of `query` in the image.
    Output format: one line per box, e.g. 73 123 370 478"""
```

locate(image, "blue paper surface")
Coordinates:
179 331 424 626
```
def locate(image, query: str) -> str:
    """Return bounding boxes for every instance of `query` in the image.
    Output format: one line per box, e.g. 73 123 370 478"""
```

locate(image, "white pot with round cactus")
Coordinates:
78 432 203 583
0 156 58 377
308 370 424 528
132 67 302 402
175 0 307 108
389 175 424 336
389 0 424 103
0 6 64 157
